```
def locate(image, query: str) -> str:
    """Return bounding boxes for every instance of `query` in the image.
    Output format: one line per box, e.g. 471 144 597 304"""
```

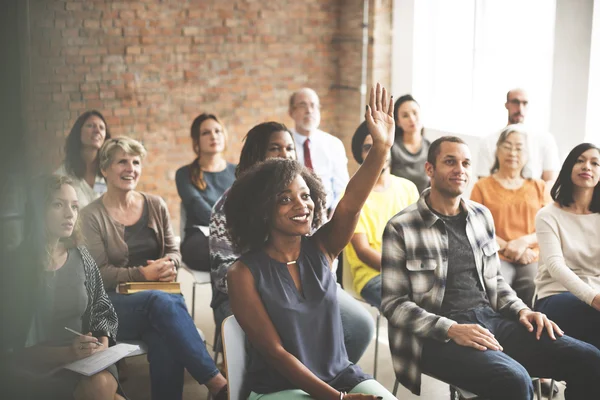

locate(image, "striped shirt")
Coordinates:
381 188 528 395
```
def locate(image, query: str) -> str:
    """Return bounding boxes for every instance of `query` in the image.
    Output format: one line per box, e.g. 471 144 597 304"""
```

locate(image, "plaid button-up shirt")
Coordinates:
381 189 529 395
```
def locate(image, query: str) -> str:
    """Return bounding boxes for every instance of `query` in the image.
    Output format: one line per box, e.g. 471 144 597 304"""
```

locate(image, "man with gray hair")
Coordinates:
288 88 349 214
477 88 560 183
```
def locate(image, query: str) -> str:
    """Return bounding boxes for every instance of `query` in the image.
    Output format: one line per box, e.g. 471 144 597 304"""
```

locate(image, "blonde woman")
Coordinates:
81 137 228 400
176 113 236 271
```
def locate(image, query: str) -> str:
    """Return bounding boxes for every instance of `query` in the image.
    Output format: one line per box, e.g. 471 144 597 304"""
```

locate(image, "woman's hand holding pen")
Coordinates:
70 332 106 360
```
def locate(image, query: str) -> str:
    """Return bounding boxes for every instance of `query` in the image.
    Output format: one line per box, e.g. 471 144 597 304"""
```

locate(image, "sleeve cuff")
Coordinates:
434 317 457 342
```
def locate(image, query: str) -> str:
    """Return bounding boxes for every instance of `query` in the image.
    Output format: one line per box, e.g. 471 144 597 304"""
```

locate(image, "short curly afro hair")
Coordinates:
224 158 327 253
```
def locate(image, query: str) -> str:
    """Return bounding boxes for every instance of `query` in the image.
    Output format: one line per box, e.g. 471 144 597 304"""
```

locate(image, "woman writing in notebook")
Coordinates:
224 84 396 399
9 174 124 399
80 137 228 400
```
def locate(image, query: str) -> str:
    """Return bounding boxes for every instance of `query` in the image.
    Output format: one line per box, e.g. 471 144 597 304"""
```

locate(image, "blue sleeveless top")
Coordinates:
240 236 370 394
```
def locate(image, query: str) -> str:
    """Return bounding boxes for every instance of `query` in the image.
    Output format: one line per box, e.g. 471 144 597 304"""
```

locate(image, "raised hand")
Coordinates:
364 82 395 150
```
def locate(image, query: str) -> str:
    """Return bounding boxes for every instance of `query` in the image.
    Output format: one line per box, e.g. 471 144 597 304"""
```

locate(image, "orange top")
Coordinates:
470 176 549 261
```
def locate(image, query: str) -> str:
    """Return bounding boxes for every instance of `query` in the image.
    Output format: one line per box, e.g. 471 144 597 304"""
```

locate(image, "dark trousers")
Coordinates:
109 291 219 400
421 306 600 400
181 229 210 271
535 292 600 350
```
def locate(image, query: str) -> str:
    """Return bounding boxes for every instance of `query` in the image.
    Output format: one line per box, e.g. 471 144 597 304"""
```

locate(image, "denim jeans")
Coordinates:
535 292 600 350
108 291 219 400
499 260 537 308
421 306 600 400
212 284 375 364
359 274 381 309
248 379 395 400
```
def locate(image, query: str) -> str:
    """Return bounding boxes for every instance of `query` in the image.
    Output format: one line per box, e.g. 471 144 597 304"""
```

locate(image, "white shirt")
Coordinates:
293 128 349 210
56 164 107 208
476 124 560 179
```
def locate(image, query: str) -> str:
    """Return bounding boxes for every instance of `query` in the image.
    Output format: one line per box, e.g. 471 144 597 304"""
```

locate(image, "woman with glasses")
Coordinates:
471 125 549 306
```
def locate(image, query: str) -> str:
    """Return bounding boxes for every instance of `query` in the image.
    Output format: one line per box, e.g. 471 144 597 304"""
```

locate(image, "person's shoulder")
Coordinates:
226 162 237 173
473 176 494 189
175 164 191 179
317 129 343 144
141 192 168 209
464 198 493 220
81 196 104 217
390 175 418 191
388 201 420 225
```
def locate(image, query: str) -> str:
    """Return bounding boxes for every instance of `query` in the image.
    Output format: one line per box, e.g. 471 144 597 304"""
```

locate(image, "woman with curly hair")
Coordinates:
56 110 111 208
209 122 374 365
176 113 236 271
224 84 396 400
8 174 125 399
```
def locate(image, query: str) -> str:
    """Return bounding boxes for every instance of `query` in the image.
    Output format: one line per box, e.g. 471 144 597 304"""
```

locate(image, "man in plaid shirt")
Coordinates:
381 136 600 398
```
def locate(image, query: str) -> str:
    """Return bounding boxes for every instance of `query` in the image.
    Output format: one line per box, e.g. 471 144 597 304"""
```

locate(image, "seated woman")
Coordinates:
176 113 236 271
390 94 430 193
80 137 227 400
534 143 600 349
9 174 125 400
224 84 396 399
344 121 419 308
210 121 375 364
471 125 549 307
56 110 111 208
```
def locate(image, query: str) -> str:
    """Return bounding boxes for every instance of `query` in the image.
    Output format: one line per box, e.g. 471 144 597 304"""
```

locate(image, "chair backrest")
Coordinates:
180 202 187 240
341 249 359 299
222 315 248 400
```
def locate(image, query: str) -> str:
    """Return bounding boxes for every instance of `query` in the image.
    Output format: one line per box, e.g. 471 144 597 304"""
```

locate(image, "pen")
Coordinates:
64 327 103 346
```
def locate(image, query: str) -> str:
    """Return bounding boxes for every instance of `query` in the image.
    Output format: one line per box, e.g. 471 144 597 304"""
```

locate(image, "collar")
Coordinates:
416 188 474 228
292 128 315 144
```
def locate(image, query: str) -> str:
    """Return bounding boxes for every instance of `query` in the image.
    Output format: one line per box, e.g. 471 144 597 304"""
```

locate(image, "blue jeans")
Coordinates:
535 292 600 350
359 274 381 309
108 291 219 400
212 284 375 364
421 306 600 400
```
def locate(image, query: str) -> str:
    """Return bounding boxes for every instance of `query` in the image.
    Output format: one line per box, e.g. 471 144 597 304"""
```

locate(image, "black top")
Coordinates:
432 209 490 316
124 199 160 267
176 163 236 228
240 237 370 394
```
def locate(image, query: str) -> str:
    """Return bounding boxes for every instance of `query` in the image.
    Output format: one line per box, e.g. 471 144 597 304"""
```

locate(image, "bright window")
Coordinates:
412 0 556 136
586 0 600 145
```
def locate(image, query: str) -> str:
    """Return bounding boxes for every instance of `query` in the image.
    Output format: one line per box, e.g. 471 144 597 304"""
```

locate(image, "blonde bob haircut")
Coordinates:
99 136 147 171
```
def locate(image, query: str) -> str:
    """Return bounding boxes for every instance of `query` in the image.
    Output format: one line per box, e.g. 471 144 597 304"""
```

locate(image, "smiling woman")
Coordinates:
80 137 229 400
56 110 111 208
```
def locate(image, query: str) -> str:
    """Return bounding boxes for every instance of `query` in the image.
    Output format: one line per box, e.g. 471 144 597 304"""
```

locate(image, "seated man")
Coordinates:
381 136 600 399
344 121 419 308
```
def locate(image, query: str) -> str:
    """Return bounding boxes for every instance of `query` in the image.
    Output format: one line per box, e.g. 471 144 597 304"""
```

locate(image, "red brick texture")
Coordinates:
22 0 392 233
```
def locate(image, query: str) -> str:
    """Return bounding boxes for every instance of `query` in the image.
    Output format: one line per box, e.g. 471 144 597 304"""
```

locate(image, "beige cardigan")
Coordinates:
81 192 181 290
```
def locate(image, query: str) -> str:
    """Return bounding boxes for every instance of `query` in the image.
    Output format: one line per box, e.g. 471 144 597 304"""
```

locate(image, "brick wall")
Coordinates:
22 0 392 232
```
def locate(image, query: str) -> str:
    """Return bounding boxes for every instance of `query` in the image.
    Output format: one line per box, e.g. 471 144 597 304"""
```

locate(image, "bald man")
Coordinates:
288 88 349 213
477 88 560 183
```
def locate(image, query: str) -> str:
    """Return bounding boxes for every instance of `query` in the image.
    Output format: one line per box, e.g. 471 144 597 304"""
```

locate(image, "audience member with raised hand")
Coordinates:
224 84 396 400
80 137 227 400
10 175 125 400
470 125 549 306
344 121 419 308
56 110 111 208
534 143 600 349
381 136 600 399
390 94 430 193
176 113 236 271
209 122 375 364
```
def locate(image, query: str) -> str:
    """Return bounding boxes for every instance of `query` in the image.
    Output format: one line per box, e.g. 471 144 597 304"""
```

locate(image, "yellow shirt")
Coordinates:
344 175 419 295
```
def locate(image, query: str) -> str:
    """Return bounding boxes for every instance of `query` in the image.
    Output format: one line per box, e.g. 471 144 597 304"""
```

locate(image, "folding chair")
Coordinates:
341 250 381 379
221 316 248 400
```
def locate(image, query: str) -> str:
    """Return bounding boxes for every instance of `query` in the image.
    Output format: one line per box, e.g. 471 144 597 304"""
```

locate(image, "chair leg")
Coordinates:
548 379 555 399
535 378 542 399
213 330 222 364
373 311 380 379
191 282 197 321
392 380 399 397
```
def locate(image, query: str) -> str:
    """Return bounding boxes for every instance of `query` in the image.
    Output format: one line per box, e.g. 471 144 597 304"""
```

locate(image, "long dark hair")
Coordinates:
236 122 294 177
551 143 600 213
64 110 111 179
188 113 227 191
393 94 425 139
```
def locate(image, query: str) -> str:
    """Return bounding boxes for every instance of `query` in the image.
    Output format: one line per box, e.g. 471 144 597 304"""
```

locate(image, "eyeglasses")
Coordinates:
294 102 321 111
362 144 373 152
499 144 524 153
508 99 528 107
